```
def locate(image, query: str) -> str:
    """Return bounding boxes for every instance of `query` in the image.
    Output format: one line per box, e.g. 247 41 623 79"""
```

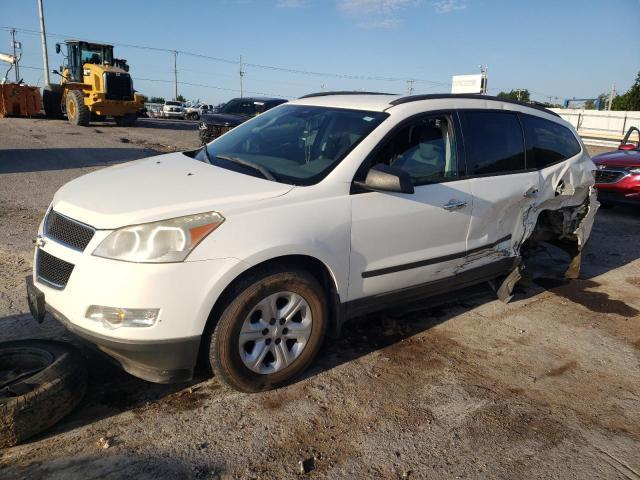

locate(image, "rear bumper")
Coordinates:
27 276 200 383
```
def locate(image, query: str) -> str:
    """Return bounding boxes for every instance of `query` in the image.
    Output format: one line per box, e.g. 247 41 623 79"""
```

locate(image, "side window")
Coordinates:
521 114 581 169
369 115 459 185
459 111 525 175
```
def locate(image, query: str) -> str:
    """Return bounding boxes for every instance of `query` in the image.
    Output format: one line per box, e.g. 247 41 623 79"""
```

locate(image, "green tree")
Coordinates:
496 89 530 102
176 94 187 103
610 71 640 111
147 96 165 104
583 99 596 110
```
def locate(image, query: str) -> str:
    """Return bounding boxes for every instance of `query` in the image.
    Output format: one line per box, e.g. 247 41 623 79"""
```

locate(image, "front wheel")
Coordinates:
65 90 90 126
207 267 328 392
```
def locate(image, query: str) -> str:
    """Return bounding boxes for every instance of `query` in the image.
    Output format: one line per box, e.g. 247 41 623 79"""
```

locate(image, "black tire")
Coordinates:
114 113 137 126
90 113 106 121
42 85 63 119
206 266 328 392
65 90 90 126
0 340 87 448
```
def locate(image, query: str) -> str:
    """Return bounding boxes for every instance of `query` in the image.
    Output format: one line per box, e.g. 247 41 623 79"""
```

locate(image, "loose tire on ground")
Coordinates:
206 266 328 392
42 85 63 119
114 113 137 126
0 340 87 448
65 90 90 126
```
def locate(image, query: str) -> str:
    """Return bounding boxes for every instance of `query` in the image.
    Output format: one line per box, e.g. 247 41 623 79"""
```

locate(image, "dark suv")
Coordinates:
198 97 287 144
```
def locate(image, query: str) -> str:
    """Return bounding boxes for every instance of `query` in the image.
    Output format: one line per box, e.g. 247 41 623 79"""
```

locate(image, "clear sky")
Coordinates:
2 0 639 105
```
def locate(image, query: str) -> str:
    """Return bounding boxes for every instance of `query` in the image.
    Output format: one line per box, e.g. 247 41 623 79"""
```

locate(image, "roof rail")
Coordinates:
299 91 396 99
389 93 560 117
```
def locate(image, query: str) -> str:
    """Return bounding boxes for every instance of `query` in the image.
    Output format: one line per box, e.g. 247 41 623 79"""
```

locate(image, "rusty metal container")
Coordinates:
0 83 42 118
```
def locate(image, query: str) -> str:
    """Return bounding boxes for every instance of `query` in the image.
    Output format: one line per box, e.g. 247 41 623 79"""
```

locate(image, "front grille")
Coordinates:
595 169 626 184
37 249 74 289
104 72 133 101
199 124 233 142
45 210 95 251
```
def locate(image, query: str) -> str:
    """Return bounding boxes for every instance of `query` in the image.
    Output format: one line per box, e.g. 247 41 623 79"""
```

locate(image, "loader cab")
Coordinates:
56 41 115 83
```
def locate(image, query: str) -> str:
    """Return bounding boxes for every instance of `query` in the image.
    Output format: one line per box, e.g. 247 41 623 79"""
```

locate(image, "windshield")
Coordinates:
197 104 388 185
80 44 113 65
165 101 182 106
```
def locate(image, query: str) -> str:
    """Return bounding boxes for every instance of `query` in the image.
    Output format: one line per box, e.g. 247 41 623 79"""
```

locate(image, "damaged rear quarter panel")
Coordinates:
523 141 599 251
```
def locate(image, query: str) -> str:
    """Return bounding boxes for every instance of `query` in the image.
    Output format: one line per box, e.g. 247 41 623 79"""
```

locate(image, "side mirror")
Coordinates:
354 164 414 194
55 43 61 54
619 143 637 151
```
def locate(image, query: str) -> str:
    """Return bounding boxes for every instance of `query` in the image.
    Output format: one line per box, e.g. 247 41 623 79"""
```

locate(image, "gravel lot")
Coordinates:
0 117 639 480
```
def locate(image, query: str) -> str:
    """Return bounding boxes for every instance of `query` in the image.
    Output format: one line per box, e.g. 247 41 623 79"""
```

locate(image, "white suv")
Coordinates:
27 93 598 392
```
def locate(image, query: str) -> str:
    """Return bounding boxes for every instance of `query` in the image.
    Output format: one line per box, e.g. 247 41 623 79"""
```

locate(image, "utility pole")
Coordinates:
173 50 178 101
607 82 616 111
239 55 245 98
479 64 488 94
406 79 415 96
10 28 20 82
37 0 50 86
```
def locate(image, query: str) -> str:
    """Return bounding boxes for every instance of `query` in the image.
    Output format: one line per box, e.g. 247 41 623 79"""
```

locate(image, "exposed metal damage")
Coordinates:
496 162 600 302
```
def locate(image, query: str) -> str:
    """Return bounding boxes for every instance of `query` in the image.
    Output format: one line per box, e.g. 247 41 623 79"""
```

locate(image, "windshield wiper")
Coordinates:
215 155 276 181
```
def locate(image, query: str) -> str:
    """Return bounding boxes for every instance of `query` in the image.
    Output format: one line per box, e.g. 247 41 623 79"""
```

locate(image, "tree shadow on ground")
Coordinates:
0 148 159 174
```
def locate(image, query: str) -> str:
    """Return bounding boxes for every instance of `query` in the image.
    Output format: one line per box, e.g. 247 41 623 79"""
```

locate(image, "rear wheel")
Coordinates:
65 90 90 126
114 113 137 126
207 266 328 392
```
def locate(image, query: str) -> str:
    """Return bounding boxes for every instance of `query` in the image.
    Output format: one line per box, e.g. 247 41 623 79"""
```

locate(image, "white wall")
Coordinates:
550 108 640 146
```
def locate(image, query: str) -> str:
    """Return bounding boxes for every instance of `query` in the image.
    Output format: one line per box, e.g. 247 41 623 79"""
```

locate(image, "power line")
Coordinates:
0 25 449 86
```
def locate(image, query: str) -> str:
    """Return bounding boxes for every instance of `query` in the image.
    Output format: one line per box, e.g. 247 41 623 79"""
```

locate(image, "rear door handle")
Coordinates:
443 199 468 211
524 186 539 198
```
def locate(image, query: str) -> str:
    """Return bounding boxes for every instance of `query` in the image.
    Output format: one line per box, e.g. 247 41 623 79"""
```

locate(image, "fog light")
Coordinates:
86 306 159 329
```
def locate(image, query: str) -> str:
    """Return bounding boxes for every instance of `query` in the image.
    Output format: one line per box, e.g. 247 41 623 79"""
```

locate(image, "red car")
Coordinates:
593 127 640 207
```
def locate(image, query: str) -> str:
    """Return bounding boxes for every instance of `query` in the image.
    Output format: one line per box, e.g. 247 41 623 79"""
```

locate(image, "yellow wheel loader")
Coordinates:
43 40 144 126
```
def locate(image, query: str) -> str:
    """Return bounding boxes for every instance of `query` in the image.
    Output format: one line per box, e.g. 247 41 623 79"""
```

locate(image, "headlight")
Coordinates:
629 167 640 175
93 211 224 263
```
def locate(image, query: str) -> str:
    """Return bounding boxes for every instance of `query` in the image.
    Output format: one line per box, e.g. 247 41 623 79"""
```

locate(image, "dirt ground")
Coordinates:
0 117 638 480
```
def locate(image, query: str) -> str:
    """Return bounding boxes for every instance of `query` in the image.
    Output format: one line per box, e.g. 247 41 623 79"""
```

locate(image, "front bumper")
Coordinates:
596 177 640 205
27 275 198 383
163 111 184 118
28 224 246 382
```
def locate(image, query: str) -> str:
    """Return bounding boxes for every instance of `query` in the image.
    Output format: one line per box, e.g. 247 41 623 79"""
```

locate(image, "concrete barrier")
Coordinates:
550 108 640 147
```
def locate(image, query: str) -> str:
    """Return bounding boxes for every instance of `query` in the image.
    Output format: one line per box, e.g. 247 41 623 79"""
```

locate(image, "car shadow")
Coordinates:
0 450 222 479
0 147 160 174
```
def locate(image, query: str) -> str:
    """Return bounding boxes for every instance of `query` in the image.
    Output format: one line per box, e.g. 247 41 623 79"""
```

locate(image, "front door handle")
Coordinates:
524 186 539 198
443 199 468 211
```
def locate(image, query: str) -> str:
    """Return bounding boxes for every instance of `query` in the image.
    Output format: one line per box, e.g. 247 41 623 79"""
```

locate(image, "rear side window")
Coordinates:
460 111 525 175
521 114 581 169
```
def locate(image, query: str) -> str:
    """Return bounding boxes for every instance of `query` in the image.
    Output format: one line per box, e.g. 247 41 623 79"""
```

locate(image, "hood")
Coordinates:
52 152 294 229
201 112 250 127
592 149 640 167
